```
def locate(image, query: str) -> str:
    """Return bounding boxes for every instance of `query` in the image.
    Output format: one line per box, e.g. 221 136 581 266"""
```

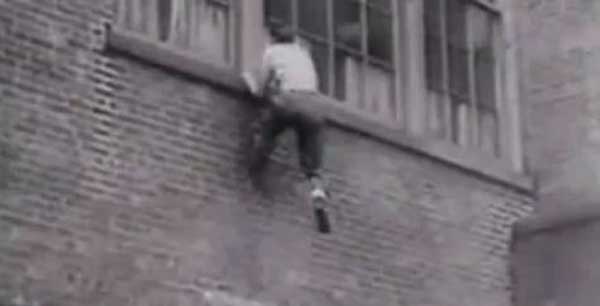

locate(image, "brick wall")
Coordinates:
0 1 532 305
515 0 600 215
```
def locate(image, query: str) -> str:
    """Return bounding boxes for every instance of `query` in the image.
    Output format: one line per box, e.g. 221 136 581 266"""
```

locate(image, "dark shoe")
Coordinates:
314 207 331 234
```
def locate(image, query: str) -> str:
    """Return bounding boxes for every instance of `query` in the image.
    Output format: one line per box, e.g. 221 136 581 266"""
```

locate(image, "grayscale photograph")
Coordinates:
0 0 595 305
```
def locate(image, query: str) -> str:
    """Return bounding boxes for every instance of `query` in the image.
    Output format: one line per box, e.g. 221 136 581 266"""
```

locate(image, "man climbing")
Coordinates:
245 25 330 231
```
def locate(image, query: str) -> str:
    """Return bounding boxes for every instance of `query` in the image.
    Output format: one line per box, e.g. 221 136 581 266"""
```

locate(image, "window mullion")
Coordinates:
232 0 241 70
327 0 335 95
189 0 198 50
291 0 299 32
440 0 452 141
392 0 403 126
467 6 479 148
360 0 368 110
494 17 508 159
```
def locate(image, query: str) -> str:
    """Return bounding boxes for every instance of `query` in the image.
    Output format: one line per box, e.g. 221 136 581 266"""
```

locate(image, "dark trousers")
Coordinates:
248 91 325 180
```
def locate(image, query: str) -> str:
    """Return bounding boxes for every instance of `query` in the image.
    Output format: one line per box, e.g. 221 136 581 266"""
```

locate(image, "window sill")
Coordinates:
105 27 534 195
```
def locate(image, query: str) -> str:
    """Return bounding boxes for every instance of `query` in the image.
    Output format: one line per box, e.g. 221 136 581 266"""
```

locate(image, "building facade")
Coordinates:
0 0 534 305
513 0 600 305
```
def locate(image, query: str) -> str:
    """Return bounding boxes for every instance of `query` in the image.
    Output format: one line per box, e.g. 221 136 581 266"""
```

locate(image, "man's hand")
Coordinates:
242 70 260 96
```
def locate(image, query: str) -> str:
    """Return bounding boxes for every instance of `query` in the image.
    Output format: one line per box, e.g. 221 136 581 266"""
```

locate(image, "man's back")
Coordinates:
261 43 318 93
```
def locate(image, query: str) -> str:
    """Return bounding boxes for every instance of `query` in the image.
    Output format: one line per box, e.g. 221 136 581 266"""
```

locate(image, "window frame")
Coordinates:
409 0 524 172
423 0 503 149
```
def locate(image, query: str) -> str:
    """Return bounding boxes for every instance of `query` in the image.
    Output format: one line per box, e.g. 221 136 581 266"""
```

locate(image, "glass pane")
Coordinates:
365 64 394 119
367 7 392 63
335 49 362 106
368 0 390 10
424 0 443 92
334 0 363 51
426 91 446 137
479 110 499 156
163 0 229 64
265 0 292 26
157 0 172 41
120 0 159 38
301 38 330 94
451 101 470 145
446 0 470 103
448 0 472 146
424 0 447 136
471 6 497 111
299 0 328 37
167 0 190 48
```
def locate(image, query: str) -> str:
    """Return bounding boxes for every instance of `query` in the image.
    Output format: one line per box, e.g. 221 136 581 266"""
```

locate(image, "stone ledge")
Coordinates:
105 26 535 195
514 203 600 236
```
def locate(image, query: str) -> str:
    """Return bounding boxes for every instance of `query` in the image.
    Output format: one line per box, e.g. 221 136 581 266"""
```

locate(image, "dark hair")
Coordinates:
270 25 295 43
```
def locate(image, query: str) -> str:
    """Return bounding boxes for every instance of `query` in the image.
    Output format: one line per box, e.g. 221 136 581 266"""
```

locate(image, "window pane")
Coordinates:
471 6 496 111
425 0 447 137
426 91 446 137
479 109 499 155
157 0 172 41
193 0 230 63
265 0 292 26
299 0 328 37
367 7 392 63
424 0 443 92
365 64 394 119
446 0 470 103
119 0 159 37
334 0 363 51
447 0 471 145
335 49 362 106
162 0 230 64
167 0 190 47
368 0 390 10
451 101 470 146
471 6 499 155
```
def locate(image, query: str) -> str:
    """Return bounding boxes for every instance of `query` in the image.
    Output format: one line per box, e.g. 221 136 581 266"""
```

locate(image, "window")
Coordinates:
116 0 235 66
265 0 402 122
111 0 524 172
424 0 502 156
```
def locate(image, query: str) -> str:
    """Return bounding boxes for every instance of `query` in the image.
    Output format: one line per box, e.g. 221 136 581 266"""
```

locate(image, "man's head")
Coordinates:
270 25 295 44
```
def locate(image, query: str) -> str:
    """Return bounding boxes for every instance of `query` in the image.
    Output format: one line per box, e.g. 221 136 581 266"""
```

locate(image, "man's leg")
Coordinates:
295 111 327 199
248 107 286 189
295 110 331 233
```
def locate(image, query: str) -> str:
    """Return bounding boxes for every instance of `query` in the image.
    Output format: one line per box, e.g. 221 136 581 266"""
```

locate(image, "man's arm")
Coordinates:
259 47 283 98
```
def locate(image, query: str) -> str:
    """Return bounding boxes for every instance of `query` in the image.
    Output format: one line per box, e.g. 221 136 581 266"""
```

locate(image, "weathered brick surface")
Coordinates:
515 0 600 215
0 1 532 305
512 0 600 305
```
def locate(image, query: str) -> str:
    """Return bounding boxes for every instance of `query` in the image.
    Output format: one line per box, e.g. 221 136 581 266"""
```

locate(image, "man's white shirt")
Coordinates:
259 42 319 94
